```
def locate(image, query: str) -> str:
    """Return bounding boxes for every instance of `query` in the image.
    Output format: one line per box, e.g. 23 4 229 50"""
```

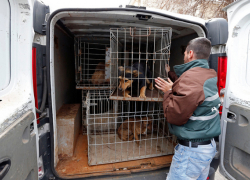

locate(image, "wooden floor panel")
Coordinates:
56 134 173 178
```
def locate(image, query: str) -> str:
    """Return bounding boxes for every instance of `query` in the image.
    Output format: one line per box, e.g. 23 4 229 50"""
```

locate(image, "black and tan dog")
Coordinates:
118 62 154 98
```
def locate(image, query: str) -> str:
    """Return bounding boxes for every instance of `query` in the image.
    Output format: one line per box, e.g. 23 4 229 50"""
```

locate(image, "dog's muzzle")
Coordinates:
119 88 123 91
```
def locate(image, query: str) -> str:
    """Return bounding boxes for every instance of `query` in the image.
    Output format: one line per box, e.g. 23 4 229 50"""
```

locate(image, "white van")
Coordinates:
0 0 249 179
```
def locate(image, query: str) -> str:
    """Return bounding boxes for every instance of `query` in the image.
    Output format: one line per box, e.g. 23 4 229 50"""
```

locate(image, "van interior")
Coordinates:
49 9 205 178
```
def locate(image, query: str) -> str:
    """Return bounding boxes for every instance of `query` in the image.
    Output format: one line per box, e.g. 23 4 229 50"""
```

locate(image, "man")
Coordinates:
155 37 221 180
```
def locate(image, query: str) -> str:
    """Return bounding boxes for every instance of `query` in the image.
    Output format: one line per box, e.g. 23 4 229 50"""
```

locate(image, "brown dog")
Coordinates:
117 117 152 145
91 62 106 85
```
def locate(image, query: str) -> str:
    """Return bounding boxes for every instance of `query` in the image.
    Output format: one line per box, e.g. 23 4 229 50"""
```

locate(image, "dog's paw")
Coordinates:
125 94 131 98
139 94 146 98
149 86 154 90
149 83 154 90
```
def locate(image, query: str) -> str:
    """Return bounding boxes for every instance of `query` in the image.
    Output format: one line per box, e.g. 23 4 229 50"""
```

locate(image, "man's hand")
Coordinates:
155 77 173 93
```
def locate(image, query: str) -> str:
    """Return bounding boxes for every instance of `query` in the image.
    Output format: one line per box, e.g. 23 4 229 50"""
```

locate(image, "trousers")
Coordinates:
166 139 216 180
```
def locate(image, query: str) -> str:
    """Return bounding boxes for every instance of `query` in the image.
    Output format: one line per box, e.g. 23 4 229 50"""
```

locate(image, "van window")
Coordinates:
0 0 11 91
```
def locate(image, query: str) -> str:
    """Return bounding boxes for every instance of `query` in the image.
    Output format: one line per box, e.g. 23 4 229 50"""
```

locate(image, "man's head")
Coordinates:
183 37 211 63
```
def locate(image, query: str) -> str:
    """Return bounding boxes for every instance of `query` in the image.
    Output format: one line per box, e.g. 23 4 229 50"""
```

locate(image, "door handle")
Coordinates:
0 158 11 180
226 111 237 123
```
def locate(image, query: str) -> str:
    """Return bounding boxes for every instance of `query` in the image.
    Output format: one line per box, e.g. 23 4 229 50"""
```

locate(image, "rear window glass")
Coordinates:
0 0 11 90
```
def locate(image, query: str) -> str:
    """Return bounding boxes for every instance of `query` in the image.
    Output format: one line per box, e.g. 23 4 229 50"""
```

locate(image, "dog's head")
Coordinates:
141 117 152 135
118 66 141 91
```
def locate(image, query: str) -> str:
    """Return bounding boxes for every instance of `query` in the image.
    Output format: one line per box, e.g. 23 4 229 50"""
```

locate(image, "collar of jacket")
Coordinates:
173 59 209 77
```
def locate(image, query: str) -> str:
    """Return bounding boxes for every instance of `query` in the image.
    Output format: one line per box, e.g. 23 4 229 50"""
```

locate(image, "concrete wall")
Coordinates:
54 25 76 113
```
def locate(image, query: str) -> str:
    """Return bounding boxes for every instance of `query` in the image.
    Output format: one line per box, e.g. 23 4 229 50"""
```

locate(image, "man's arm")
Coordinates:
168 71 178 82
165 64 178 82
155 65 204 126
162 76 205 125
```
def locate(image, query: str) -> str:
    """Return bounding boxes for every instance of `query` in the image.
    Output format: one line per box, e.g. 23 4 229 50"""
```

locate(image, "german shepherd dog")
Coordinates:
117 117 152 146
118 62 154 98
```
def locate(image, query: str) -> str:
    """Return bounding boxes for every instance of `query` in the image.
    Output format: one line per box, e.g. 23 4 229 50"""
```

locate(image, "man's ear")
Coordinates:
188 50 194 61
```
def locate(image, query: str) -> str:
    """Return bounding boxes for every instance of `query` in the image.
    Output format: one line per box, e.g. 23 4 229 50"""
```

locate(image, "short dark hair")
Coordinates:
186 37 211 60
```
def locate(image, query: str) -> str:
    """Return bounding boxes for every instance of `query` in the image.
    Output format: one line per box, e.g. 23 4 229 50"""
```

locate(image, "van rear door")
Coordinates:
220 0 250 179
0 0 38 179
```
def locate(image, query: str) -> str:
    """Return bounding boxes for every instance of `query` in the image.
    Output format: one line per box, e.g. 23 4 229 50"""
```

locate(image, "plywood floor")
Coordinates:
56 134 173 178
88 134 174 165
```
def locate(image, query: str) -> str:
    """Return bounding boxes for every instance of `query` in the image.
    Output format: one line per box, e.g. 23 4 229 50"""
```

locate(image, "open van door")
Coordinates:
220 0 250 179
0 0 49 179
0 0 38 179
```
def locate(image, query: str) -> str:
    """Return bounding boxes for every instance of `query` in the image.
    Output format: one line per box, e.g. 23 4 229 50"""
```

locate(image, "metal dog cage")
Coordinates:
109 28 172 101
75 40 113 90
77 27 175 166
84 90 175 166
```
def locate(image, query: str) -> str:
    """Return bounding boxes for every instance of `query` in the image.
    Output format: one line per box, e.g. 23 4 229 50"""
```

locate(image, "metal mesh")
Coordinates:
110 28 172 101
84 90 175 166
75 40 111 90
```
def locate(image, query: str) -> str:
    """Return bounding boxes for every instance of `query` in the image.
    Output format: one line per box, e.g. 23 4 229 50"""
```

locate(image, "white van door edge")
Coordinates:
220 0 250 179
0 0 38 179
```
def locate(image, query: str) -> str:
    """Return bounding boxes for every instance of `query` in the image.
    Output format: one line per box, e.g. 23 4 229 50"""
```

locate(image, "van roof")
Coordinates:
146 7 206 25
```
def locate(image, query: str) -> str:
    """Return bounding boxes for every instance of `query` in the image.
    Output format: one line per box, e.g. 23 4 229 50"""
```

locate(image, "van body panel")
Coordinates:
0 0 39 179
0 0 11 91
220 0 250 179
0 111 38 180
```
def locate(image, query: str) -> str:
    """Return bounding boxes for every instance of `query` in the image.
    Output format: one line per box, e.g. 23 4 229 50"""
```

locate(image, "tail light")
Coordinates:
32 47 39 123
217 56 227 115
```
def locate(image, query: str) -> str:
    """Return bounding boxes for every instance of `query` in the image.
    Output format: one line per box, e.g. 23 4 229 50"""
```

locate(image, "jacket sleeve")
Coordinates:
163 75 205 126
168 71 178 82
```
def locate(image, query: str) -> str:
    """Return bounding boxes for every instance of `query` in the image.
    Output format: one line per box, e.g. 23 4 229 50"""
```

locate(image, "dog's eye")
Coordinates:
124 80 128 82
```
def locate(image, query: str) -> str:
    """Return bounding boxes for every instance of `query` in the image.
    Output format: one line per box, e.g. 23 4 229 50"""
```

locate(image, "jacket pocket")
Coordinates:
186 152 214 179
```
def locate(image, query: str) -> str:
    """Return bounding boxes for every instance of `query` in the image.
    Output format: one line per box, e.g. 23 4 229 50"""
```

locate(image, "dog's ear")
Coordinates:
132 70 142 77
118 66 124 72
133 70 138 77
